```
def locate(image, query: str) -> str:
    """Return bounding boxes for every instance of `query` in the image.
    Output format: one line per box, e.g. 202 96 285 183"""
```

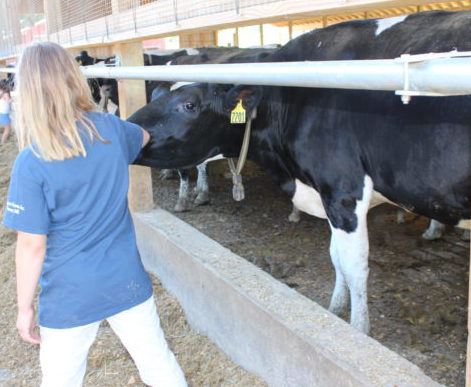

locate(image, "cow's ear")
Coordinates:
151 83 171 101
224 85 262 114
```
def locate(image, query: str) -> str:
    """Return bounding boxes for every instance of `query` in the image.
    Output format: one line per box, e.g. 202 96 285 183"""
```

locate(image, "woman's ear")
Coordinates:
224 85 263 115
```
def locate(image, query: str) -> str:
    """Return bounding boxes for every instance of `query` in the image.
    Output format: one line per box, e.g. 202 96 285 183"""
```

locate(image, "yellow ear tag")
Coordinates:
230 100 246 124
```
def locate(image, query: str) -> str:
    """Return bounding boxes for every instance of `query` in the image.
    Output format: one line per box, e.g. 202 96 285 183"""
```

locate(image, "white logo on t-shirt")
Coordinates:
6 201 25 215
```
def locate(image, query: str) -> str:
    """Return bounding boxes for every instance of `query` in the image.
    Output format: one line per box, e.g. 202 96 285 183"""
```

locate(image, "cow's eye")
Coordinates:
184 102 196 112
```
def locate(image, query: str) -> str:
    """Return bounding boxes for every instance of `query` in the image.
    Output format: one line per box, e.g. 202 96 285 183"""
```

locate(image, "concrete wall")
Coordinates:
134 209 442 387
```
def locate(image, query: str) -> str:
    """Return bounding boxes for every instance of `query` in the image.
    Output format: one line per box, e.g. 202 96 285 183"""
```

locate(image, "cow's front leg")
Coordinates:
160 169 175 180
288 205 300 222
194 162 210 206
422 219 446 240
175 169 191 212
325 176 373 334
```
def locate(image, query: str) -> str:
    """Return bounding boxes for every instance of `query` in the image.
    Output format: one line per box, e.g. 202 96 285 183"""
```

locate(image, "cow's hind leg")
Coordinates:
326 176 373 334
329 223 370 333
194 163 210 206
328 238 349 316
174 169 191 212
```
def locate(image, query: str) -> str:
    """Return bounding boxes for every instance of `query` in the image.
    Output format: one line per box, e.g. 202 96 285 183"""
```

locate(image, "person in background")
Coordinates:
3 42 187 387
0 86 12 144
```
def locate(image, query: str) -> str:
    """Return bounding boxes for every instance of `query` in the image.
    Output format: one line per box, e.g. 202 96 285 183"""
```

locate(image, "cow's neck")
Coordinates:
241 90 298 196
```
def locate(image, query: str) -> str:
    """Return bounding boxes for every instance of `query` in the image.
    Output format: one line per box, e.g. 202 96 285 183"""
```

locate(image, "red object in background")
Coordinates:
142 38 166 49
21 19 47 44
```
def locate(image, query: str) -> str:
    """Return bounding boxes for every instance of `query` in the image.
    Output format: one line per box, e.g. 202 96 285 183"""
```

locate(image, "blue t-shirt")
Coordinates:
3 112 153 329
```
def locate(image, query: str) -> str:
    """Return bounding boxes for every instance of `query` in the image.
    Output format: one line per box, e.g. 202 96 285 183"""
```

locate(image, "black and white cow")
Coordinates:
156 46 278 212
75 50 191 109
128 10 471 333
75 51 115 104
128 10 470 333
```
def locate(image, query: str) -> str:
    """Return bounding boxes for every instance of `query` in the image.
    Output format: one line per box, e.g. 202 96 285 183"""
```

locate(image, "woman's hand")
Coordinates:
17 306 41 344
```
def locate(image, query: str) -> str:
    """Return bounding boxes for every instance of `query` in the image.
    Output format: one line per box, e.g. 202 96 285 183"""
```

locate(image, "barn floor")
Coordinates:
151 161 469 387
0 140 266 386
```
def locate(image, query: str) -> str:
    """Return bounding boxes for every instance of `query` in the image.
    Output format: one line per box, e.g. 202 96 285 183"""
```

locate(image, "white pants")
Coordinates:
39 296 187 387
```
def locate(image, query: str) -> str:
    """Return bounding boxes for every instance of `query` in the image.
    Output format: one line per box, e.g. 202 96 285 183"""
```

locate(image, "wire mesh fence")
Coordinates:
0 0 284 59
1 0 471 60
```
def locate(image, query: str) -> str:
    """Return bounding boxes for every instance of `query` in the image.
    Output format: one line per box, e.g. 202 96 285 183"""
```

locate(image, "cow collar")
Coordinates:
227 108 257 201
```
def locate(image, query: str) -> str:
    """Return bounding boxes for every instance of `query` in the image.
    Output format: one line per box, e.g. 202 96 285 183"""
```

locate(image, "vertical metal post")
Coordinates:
55 12 61 43
4 0 12 55
132 0 137 33
173 0 179 26
82 6 88 41
105 15 109 39
45 6 51 42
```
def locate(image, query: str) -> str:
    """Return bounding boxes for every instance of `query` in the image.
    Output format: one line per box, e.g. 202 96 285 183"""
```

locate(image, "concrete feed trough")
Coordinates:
134 209 440 386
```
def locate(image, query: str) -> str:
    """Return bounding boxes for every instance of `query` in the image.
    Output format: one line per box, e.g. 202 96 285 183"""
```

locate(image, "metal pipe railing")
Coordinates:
2 53 471 100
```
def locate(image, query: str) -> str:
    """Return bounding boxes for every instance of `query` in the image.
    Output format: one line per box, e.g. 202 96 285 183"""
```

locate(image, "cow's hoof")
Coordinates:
194 192 210 206
422 228 444 240
462 230 470 241
351 319 370 335
174 199 190 212
288 211 300 223
328 303 346 318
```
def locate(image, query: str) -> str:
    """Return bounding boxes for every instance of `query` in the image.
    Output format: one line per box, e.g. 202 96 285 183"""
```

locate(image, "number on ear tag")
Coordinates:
230 100 246 124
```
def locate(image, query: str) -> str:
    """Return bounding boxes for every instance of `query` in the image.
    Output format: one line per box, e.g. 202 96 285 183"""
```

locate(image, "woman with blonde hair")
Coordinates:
3 42 187 387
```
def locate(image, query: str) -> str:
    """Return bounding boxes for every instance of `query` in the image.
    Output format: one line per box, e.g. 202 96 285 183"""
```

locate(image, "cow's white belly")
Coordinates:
370 190 393 208
292 178 395 219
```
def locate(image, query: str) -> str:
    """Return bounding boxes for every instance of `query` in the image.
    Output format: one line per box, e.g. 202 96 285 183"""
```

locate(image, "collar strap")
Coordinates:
227 108 257 201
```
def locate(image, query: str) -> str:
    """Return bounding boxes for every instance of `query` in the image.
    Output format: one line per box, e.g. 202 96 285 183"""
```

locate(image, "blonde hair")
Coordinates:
16 42 107 161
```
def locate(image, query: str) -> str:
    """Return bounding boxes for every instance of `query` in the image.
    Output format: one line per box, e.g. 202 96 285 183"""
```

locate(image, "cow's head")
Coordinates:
128 82 262 169
75 51 94 66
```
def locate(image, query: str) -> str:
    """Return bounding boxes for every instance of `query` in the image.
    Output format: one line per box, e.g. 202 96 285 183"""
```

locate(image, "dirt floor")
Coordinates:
151 161 470 387
0 140 266 386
